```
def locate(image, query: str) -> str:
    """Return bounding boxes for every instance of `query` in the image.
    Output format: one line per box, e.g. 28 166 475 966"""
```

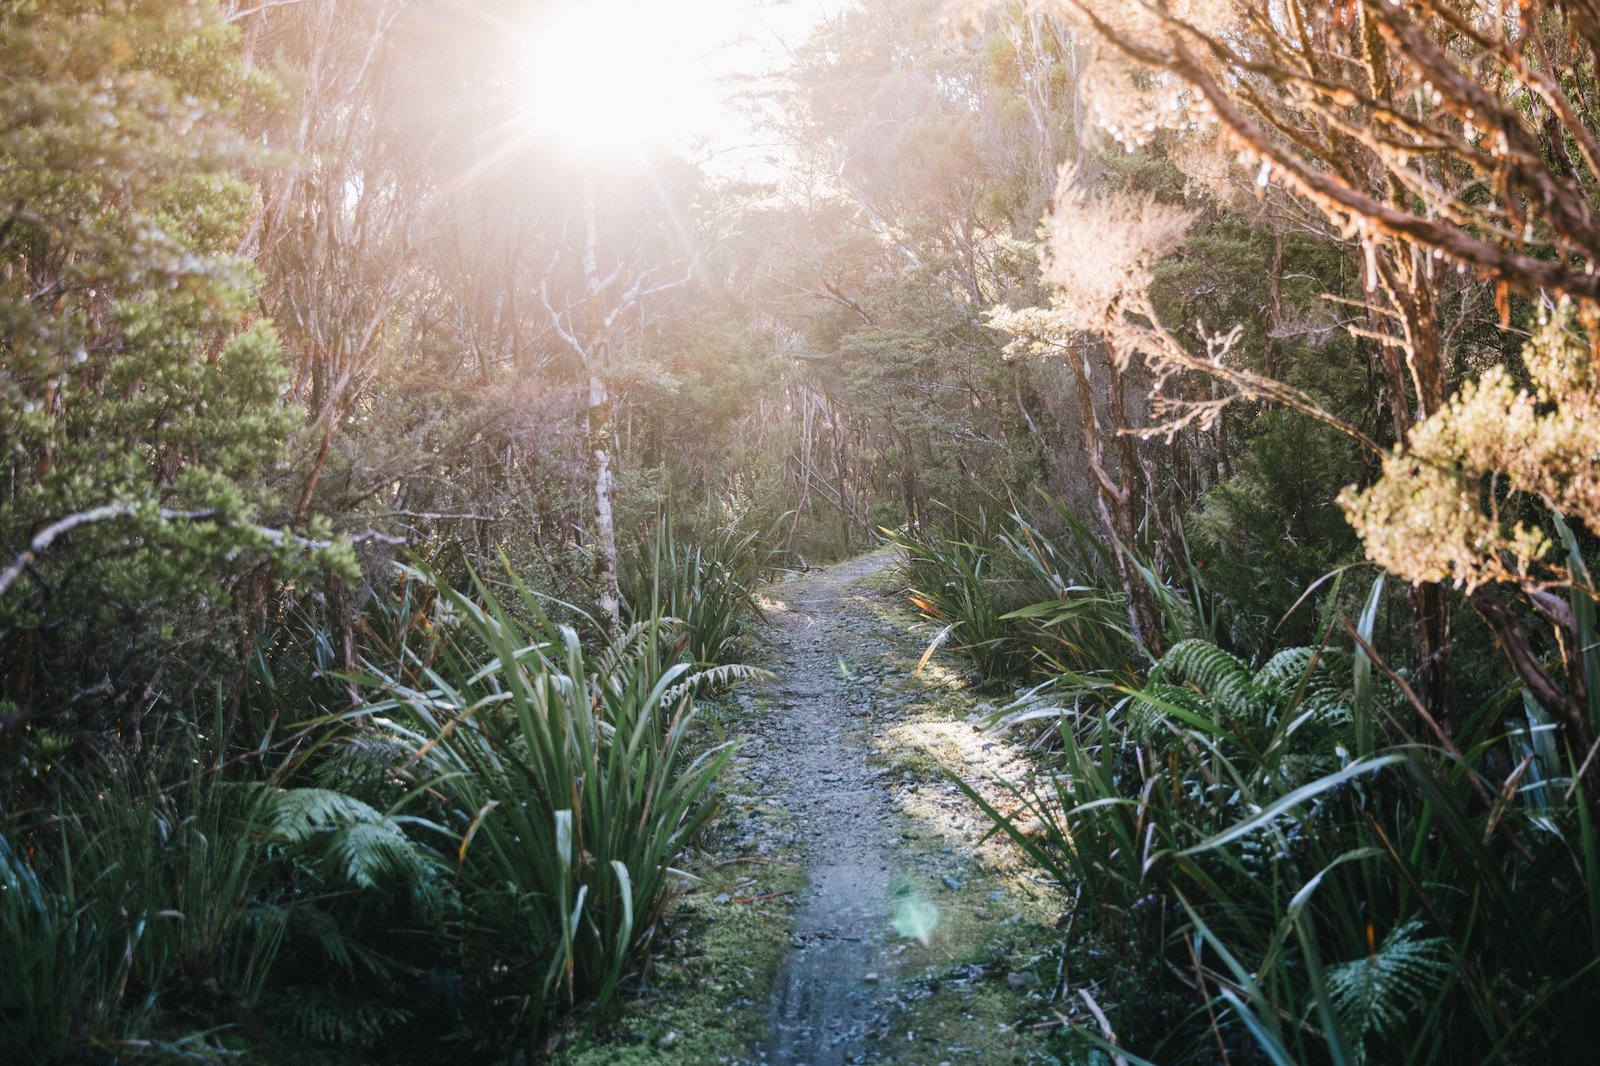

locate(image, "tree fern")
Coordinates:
1327 918 1451 1064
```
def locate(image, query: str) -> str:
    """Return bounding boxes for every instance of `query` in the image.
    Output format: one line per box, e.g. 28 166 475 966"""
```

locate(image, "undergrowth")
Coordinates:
908 503 1600 1064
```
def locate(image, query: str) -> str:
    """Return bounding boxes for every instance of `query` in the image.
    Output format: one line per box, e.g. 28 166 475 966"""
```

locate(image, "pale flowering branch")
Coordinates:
995 174 1381 456
1340 306 1600 595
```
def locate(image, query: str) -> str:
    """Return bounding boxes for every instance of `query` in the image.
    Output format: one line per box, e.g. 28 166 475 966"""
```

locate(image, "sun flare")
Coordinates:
518 1 734 155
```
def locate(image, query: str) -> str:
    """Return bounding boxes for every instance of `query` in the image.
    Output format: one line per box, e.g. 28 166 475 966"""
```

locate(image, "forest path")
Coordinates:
734 549 1055 1065
759 551 901 1064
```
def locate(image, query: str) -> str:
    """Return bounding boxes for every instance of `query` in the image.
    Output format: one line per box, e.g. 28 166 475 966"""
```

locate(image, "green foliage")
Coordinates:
887 498 1158 685
0 0 320 735
963 618 1600 1064
1326 919 1451 1065
0 758 282 1063
1189 411 1365 649
0 730 461 1060
0 830 134 1064
360 561 752 1041
620 511 770 666
257 785 447 908
270 988 413 1049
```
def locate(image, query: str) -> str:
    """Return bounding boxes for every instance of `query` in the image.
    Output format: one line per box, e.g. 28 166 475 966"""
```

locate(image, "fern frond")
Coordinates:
263 788 384 847
262 787 446 910
309 735 416 800
1126 682 1207 744
1256 647 1352 702
593 621 654 681
272 985 412 1048
1327 918 1450 1063
330 821 424 891
661 663 773 705
1156 639 1263 722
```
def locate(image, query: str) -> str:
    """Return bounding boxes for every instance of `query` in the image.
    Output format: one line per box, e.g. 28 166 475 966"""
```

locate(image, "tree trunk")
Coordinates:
587 372 621 633
1366 247 1456 728
1069 340 1164 656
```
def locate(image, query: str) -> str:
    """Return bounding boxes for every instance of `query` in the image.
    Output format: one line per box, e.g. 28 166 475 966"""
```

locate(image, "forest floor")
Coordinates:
560 549 1067 1065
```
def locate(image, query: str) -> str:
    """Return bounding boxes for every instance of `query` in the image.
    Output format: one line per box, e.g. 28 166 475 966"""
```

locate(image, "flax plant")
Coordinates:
361 561 746 1036
961 578 1600 1063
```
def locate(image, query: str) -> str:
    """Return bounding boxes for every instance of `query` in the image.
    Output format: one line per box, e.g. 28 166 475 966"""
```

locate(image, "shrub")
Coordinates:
963 598 1600 1063
887 498 1148 685
620 511 770 666
361 562 752 1041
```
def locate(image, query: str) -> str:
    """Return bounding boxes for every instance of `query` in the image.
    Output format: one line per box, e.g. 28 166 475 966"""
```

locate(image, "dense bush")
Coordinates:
887 497 1164 686
10 0 1600 1061
961 587 1600 1063
0 0 347 738
356 561 753 1041
0 535 762 1059
0 744 450 1062
1 761 277 1064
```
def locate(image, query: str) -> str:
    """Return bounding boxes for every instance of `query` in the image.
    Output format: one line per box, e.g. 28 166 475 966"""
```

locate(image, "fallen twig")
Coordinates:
731 890 794 905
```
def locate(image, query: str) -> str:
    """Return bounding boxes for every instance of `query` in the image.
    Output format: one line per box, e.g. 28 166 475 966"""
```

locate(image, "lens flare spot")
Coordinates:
893 895 939 947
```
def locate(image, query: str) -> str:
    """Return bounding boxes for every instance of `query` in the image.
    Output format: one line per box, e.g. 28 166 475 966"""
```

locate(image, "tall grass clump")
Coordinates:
887 498 1148 685
963 580 1600 1063
0 757 283 1063
361 561 755 1040
0 708 458 1060
620 510 770 666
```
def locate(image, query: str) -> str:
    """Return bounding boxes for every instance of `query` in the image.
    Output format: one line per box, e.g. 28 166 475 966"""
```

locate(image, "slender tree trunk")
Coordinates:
1265 229 1283 380
1069 341 1164 656
1365 247 1456 728
587 372 621 633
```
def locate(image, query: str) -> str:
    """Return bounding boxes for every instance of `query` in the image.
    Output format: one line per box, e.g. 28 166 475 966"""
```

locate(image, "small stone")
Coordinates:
941 875 964 891
864 971 880 983
1006 971 1041 991
658 1031 679 1048
713 893 732 905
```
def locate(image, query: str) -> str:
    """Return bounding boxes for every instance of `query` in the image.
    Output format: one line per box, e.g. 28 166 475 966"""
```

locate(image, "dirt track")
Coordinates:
760 552 904 1064
737 552 1053 1066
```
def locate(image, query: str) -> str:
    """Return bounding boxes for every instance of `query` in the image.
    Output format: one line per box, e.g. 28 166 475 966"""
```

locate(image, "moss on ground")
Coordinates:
553 858 803 1065
844 562 1068 1063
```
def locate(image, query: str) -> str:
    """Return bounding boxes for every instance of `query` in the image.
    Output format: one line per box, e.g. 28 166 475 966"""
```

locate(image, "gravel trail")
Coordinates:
756 552 913 1065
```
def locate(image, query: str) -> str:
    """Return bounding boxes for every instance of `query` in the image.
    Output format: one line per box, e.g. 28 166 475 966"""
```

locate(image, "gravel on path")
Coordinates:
759 552 907 1065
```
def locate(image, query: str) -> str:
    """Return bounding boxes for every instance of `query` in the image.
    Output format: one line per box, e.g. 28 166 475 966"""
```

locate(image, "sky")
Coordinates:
516 0 846 171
